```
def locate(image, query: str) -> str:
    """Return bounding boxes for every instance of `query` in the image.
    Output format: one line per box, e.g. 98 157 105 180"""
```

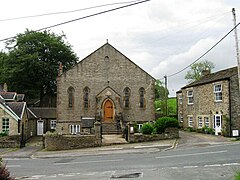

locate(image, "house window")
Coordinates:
68 87 74 108
139 87 145 108
198 117 203 128
214 84 222 102
137 124 143 133
69 124 80 134
204 117 209 127
123 87 130 108
83 87 90 109
187 90 193 104
2 118 9 132
50 120 57 129
179 95 183 104
188 116 193 127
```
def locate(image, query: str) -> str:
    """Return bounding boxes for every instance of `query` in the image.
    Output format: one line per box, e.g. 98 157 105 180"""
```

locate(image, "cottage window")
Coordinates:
214 84 222 102
68 87 74 108
123 87 130 108
204 117 209 127
198 117 203 128
2 118 9 132
139 87 145 108
83 87 90 109
50 120 57 129
188 116 193 127
187 90 193 104
179 95 183 104
69 124 80 134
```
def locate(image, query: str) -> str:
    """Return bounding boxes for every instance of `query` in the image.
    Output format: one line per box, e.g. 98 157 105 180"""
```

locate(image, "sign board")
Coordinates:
232 130 239 137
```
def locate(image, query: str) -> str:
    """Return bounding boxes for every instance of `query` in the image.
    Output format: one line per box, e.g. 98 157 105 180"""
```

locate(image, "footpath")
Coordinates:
0 135 176 159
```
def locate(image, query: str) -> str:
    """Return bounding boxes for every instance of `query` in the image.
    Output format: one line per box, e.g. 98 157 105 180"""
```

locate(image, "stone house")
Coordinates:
177 67 240 136
56 42 155 135
0 87 31 142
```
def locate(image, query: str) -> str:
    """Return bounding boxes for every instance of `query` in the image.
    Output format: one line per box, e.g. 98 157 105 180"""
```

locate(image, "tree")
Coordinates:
2 30 78 105
185 60 215 82
155 79 169 115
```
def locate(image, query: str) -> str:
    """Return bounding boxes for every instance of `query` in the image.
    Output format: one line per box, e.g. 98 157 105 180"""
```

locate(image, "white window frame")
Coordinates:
214 84 222 102
188 116 193 127
69 124 80 134
2 118 9 132
198 117 203 128
50 120 57 130
204 117 209 127
187 90 193 104
137 124 143 132
179 95 183 104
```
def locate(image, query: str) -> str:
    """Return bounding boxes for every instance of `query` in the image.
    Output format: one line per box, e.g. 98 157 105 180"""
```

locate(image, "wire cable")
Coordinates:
0 0 142 22
167 22 240 78
0 0 150 42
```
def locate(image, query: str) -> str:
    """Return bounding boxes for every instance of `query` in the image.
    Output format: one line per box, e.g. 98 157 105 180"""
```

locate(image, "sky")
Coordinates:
0 0 240 96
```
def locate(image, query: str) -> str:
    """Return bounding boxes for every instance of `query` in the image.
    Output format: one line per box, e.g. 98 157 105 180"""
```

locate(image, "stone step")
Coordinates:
102 122 121 134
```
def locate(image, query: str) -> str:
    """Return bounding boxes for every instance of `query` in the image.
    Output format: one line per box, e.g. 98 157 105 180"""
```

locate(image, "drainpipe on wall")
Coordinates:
228 80 232 137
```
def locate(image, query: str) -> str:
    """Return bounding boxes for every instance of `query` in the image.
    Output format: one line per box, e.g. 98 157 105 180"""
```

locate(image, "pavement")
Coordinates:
0 131 236 159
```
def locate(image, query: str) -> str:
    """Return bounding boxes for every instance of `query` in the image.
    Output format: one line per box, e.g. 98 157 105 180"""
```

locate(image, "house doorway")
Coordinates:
214 115 222 135
103 99 114 122
37 120 44 135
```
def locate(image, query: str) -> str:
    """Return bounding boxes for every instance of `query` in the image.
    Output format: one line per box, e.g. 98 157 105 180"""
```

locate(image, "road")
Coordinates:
4 140 240 179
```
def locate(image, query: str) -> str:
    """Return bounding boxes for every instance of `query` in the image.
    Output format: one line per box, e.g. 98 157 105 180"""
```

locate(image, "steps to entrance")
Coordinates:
102 122 121 134
102 135 127 145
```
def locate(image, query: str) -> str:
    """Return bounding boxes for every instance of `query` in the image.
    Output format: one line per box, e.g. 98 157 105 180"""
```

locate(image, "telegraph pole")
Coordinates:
232 8 240 93
164 75 168 116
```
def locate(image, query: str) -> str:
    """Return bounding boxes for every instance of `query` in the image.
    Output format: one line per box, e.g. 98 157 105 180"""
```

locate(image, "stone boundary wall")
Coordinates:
44 134 101 151
129 127 179 143
0 135 20 148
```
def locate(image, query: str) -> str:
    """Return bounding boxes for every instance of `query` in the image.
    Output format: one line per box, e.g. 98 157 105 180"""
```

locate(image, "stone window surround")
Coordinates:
2 118 9 132
187 89 194 105
67 86 75 109
213 83 222 102
69 124 81 134
139 87 146 108
123 87 131 109
198 116 203 128
188 116 193 127
50 120 57 129
204 117 210 127
83 87 90 109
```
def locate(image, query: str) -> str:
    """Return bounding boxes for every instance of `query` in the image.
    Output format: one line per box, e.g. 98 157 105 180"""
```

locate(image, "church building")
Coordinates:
56 42 155 134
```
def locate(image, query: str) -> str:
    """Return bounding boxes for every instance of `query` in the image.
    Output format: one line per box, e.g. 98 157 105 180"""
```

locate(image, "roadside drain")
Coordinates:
110 172 143 178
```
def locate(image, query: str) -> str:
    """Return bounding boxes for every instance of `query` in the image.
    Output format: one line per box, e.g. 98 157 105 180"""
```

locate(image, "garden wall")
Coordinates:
129 128 179 143
0 135 21 148
43 134 101 151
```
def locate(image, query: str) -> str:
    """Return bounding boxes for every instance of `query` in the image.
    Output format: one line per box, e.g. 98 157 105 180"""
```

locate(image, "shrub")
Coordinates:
186 127 195 132
142 123 153 135
0 158 15 180
0 131 8 137
133 122 139 133
234 170 240 180
154 117 179 134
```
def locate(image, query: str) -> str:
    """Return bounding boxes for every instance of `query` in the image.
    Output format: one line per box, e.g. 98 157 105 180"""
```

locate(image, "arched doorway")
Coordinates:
103 99 114 122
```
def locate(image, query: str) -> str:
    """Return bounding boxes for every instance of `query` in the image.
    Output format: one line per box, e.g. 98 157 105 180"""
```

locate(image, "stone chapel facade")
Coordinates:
56 43 155 134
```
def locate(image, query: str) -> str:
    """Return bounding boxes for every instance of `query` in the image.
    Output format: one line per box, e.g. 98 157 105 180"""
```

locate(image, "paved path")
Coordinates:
177 130 233 149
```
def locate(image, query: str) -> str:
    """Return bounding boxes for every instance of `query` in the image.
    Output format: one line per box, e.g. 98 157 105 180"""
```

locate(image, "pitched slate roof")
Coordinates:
182 66 238 89
0 92 16 101
6 102 26 119
28 107 56 119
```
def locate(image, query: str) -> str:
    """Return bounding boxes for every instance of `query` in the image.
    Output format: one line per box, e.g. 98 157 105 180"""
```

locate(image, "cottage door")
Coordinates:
103 100 114 122
37 120 44 136
214 115 222 135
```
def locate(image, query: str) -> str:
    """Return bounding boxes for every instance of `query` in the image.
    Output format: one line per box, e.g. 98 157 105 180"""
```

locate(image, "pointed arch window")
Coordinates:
139 87 145 108
83 87 90 109
68 87 74 108
123 87 131 108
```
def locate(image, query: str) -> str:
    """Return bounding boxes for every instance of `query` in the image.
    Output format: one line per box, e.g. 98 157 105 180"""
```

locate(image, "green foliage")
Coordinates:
154 117 179 134
142 123 154 135
186 127 195 132
185 60 215 82
155 80 168 100
0 131 8 137
155 98 177 115
1 29 78 104
133 122 139 133
234 170 240 180
0 158 15 180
